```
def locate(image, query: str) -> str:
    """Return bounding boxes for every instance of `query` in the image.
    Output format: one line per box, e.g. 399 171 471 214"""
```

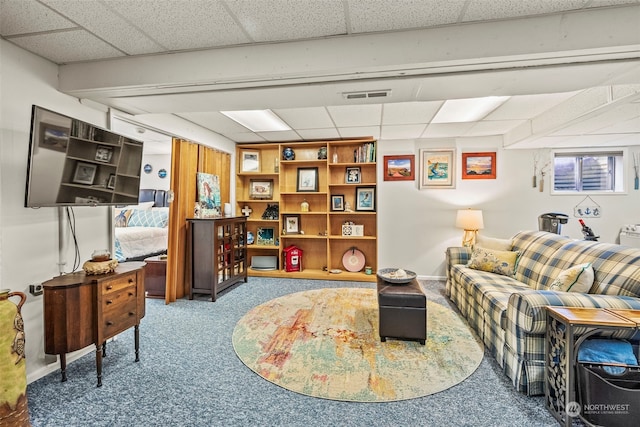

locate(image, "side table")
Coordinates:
144 255 167 298
545 307 637 426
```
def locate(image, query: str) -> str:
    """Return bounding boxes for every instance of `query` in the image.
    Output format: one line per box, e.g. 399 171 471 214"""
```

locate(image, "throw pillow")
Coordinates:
475 235 512 251
467 246 519 276
114 209 133 227
546 263 594 293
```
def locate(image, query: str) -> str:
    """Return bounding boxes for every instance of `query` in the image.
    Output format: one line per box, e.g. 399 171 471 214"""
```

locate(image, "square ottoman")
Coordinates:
377 276 427 345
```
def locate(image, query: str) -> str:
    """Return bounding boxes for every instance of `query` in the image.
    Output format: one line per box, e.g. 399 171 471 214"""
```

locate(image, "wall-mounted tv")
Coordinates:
25 105 144 207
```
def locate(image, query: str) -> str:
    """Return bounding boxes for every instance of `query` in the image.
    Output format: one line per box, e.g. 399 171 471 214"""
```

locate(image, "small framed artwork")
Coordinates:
331 194 345 211
462 152 497 179
95 145 113 162
106 174 116 189
241 150 260 173
419 148 456 189
249 179 273 199
39 123 69 153
72 162 97 185
256 227 275 246
297 167 319 192
284 214 300 234
355 187 375 211
383 155 415 181
345 167 361 184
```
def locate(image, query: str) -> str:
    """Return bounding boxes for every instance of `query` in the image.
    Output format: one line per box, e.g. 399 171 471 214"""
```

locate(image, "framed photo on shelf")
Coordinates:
355 187 375 211
106 174 116 189
462 152 496 179
249 179 273 199
284 214 300 234
72 162 97 185
296 167 319 192
345 167 361 184
256 227 275 246
331 194 345 211
419 148 456 189
383 155 415 181
39 123 69 153
241 150 260 173
95 145 113 163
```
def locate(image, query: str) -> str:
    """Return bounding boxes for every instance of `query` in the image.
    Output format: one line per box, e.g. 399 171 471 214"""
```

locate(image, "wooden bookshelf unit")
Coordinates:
236 138 377 282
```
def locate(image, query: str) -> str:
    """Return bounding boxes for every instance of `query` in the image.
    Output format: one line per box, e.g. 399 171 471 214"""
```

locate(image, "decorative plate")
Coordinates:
377 268 417 284
342 247 365 272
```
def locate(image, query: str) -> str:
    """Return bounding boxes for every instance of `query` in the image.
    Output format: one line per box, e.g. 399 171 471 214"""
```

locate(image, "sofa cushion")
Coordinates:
546 263 594 293
476 234 512 251
511 231 573 289
468 246 519 276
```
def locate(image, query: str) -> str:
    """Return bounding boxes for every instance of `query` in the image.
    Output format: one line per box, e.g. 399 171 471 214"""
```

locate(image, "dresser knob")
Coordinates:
129 292 134 296
106 300 113 305
106 285 113 290
106 321 113 326
128 279 134 283
128 312 135 316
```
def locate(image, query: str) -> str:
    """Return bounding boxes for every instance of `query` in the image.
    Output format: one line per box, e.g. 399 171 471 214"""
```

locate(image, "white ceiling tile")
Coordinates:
42 0 163 55
465 120 528 137
226 0 346 42
224 132 267 143
486 92 580 120
273 107 335 129
338 126 380 139
0 0 75 35
297 128 341 140
421 123 475 138
327 104 382 127
347 0 465 33
103 0 249 50
177 112 250 134
382 101 442 125
256 130 302 141
462 0 588 22
9 30 125 63
381 124 427 139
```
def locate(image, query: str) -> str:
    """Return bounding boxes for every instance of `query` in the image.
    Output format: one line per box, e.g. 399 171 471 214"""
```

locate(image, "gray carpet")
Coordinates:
26 278 557 426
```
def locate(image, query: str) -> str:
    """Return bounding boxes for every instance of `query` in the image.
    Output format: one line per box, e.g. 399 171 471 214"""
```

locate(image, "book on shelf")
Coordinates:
353 142 376 163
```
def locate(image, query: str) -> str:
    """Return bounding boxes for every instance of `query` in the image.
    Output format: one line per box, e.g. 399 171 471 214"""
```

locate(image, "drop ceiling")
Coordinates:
1 0 639 150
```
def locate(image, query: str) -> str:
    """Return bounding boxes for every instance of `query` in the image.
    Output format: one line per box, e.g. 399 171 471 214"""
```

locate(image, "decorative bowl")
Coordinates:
377 268 417 284
83 259 118 275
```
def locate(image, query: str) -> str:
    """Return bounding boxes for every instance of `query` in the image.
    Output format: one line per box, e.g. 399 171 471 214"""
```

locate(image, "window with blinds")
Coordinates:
553 151 624 193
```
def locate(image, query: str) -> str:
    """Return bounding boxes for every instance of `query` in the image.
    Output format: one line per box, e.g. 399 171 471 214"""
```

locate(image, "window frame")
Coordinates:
550 148 628 195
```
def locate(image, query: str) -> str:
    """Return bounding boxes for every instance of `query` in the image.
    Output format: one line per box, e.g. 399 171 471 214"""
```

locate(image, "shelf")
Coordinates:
247 218 279 223
247 268 376 282
237 172 279 177
281 234 327 239
328 235 377 240
247 244 279 250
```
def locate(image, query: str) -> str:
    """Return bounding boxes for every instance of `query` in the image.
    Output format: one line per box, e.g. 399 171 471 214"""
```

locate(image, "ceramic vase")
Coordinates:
0 289 30 426
282 147 295 161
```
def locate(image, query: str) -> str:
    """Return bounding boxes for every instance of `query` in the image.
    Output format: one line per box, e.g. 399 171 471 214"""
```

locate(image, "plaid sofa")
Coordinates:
445 230 640 396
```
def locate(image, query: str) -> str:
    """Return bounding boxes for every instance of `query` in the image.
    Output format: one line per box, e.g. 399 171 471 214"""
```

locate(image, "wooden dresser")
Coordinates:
42 262 145 386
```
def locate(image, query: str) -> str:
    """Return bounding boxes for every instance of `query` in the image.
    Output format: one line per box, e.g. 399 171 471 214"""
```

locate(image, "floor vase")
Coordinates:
0 290 30 426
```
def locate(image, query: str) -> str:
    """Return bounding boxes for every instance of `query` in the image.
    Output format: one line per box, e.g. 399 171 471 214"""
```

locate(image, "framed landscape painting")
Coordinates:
419 148 455 189
383 155 415 181
462 152 496 179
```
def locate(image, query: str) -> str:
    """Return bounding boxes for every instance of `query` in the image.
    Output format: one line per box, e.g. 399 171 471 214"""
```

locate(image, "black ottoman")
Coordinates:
377 276 427 345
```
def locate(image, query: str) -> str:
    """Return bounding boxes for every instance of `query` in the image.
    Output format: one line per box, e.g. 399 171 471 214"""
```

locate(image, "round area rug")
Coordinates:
232 288 483 402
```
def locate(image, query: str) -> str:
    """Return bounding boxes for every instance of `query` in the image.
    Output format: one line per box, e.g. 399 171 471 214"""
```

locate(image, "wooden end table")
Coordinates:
143 255 167 298
544 307 637 426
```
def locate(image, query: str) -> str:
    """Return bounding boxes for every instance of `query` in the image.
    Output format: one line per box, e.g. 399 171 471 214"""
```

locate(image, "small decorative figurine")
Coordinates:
300 199 309 212
282 147 295 160
317 146 327 159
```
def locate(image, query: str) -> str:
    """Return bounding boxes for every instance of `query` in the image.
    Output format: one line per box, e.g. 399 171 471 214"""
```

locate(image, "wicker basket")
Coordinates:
83 259 118 275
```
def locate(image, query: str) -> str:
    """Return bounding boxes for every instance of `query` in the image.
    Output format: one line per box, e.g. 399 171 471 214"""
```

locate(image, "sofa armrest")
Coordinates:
507 290 640 335
445 246 470 275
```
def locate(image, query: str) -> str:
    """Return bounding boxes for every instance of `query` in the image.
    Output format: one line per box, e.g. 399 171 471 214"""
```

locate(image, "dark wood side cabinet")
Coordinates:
143 255 167 298
187 216 247 301
42 262 145 386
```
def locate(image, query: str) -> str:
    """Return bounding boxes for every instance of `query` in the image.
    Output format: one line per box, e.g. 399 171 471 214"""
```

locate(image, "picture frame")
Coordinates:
331 194 345 211
355 187 375 211
419 148 456 189
296 167 319 192
39 122 69 153
241 150 260 173
383 155 415 181
256 227 275 246
107 173 116 189
72 161 97 185
95 145 113 163
249 179 273 199
284 214 300 234
462 152 497 180
345 167 361 184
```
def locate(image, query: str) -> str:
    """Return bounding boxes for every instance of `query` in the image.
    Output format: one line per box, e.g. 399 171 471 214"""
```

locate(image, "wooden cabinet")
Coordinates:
56 120 143 205
236 138 377 282
42 263 146 387
186 216 248 301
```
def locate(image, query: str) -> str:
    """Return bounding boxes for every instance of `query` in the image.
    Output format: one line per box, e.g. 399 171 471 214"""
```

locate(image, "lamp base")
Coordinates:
461 230 478 247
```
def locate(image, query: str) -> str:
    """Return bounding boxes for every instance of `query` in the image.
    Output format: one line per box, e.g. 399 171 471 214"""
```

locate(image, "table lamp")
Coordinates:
456 209 484 247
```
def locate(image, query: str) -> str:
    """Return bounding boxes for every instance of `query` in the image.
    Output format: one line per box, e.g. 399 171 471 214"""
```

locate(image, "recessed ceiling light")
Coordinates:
432 96 509 123
221 109 291 132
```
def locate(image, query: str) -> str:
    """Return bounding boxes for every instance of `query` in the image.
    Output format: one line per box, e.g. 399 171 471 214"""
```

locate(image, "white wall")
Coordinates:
377 137 640 278
139 154 171 190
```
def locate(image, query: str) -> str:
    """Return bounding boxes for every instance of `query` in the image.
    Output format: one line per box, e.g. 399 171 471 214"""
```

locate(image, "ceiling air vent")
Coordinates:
343 90 391 100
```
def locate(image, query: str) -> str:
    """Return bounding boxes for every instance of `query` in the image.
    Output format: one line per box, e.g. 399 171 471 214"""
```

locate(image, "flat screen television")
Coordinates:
25 105 144 207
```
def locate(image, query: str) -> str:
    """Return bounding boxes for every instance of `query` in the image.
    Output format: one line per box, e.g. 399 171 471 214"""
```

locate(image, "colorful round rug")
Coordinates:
232 288 483 402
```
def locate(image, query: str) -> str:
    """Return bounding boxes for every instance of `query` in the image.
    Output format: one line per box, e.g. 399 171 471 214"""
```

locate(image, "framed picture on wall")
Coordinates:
462 152 497 179
419 148 456 189
249 179 273 199
284 214 300 234
296 167 319 192
355 187 375 211
383 155 415 181
331 195 345 211
241 150 260 173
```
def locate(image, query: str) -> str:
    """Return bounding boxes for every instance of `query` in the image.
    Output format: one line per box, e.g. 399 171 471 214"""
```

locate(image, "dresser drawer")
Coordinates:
101 272 137 296
102 297 138 338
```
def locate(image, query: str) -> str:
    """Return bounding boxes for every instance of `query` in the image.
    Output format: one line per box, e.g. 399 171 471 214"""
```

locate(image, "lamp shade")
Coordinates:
456 209 484 230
